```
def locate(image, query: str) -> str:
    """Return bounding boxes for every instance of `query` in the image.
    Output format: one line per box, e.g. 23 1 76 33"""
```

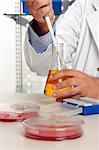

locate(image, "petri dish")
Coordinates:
23 115 84 141
0 103 40 122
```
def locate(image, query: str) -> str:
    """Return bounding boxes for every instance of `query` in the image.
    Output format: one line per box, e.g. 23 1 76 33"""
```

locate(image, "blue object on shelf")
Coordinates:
62 99 99 115
22 1 29 14
21 0 62 15
52 0 62 15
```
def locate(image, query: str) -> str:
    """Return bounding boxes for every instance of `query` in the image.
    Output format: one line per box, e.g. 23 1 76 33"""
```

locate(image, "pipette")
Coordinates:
44 13 57 46
44 13 65 70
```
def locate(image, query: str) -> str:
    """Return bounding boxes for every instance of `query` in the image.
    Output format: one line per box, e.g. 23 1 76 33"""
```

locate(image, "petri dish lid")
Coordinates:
23 115 84 141
40 102 83 117
23 115 83 128
10 103 40 112
0 103 40 122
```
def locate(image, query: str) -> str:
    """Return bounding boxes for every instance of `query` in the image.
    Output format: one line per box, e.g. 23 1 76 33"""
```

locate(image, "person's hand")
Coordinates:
25 0 54 23
49 69 99 101
25 0 55 35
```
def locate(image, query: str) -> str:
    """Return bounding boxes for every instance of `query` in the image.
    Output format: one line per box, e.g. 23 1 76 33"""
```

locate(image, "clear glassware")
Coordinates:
23 115 83 141
0 103 40 122
44 43 72 96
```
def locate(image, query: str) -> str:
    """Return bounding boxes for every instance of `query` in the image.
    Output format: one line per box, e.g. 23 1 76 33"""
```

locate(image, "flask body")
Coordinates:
44 43 71 96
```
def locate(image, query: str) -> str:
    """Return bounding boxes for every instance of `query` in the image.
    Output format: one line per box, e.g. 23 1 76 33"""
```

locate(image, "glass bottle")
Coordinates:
44 43 71 96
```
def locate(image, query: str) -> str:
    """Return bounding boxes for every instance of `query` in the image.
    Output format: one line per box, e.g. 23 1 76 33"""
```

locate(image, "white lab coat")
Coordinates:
24 0 99 77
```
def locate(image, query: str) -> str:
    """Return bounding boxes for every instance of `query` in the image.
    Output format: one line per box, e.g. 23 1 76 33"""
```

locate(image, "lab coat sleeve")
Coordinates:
24 0 84 76
28 23 53 53
24 30 53 76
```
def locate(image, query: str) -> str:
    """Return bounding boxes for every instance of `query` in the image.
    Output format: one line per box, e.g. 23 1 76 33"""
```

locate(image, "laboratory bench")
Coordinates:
0 93 99 150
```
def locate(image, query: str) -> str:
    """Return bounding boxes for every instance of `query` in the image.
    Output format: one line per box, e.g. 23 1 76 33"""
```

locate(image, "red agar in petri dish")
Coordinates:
23 115 83 141
0 103 40 122
0 112 17 122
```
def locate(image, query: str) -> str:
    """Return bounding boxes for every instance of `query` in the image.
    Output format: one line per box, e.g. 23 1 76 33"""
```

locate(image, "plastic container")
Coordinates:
23 115 83 141
0 103 40 122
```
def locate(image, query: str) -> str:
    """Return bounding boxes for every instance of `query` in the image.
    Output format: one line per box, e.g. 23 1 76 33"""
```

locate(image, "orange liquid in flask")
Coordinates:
44 69 72 96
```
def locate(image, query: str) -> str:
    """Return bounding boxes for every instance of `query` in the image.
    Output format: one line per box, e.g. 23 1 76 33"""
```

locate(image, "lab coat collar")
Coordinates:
87 0 99 50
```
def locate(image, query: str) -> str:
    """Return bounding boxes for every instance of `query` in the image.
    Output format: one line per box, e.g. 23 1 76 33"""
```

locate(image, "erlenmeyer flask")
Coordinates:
44 43 72 96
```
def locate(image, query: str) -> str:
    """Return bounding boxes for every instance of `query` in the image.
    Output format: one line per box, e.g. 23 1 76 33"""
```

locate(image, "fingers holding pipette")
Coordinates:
25 0 54 23
25 0 55 35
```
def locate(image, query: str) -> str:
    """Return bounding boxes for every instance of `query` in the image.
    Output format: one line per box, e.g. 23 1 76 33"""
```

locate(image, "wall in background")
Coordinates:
0 0 16 93
0 0 46 93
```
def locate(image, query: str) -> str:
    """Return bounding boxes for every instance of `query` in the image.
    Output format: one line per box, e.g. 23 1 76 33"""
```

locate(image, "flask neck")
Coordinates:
50 43 66 71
